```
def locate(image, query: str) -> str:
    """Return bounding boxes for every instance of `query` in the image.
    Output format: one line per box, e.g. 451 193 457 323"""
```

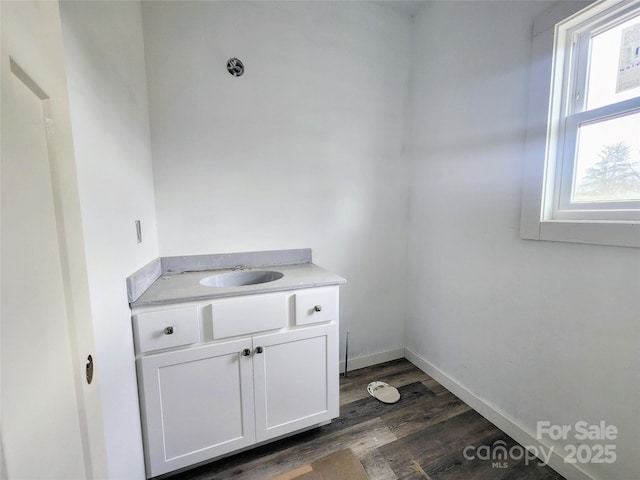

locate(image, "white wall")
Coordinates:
142 1 412 365
406 2 640 480
59 1 159 477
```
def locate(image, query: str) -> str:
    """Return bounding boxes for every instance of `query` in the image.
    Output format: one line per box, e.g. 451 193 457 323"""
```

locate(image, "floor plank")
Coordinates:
162 359 565 480
381 388 471 439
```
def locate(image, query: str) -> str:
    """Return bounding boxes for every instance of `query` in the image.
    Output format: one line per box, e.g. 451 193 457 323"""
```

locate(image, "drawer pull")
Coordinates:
314 305 322 312
255 346 264 354
164 326 174 335
241 348 251 357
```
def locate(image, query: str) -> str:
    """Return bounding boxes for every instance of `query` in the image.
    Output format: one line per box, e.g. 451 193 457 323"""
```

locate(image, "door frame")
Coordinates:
1 1 107 477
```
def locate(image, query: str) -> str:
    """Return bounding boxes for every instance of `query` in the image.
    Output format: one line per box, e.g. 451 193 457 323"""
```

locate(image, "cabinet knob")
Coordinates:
164 326 174 335
241 348 251 357
314 305 322 312
255 346 264 354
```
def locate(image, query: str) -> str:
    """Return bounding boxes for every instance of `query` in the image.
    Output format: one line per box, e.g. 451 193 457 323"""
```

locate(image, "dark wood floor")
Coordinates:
164 359 564 480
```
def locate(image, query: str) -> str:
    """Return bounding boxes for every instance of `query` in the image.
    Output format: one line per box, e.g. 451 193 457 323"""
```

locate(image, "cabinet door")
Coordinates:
137 339 255 478
253 323 338 443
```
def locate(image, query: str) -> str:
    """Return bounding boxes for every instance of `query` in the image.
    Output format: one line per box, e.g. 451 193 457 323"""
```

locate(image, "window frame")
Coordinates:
521 0 640 248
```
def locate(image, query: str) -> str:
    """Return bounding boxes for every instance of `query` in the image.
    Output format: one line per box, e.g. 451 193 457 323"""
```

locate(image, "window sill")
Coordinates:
523 221 640 248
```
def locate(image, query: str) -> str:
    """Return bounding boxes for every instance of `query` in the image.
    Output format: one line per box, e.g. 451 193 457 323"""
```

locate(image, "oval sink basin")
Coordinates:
200 270 284 287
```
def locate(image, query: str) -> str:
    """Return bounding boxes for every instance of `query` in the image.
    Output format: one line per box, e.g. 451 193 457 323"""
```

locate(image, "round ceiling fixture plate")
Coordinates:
227 58 244 77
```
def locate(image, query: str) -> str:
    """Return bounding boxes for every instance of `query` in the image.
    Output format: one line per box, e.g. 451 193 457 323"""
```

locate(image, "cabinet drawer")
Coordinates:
134 306 200 353
294 287 338 326
207 293 287 340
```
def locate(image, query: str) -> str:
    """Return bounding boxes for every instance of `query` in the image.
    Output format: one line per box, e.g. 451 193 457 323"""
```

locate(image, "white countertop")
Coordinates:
131 262 346 307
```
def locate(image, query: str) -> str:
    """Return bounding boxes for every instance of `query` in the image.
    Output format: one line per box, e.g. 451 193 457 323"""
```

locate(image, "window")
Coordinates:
521 0 640 247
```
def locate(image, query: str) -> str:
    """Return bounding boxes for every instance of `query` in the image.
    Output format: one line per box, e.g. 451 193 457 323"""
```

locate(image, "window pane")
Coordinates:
572 111 640 202
586 14 640 111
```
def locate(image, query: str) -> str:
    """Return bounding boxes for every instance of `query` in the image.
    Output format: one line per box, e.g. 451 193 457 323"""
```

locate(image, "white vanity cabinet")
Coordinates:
132 286 339 478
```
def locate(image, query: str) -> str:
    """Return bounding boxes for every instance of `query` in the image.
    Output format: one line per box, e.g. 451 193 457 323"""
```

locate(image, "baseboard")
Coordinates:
403 348 595 480
338 348 405 373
